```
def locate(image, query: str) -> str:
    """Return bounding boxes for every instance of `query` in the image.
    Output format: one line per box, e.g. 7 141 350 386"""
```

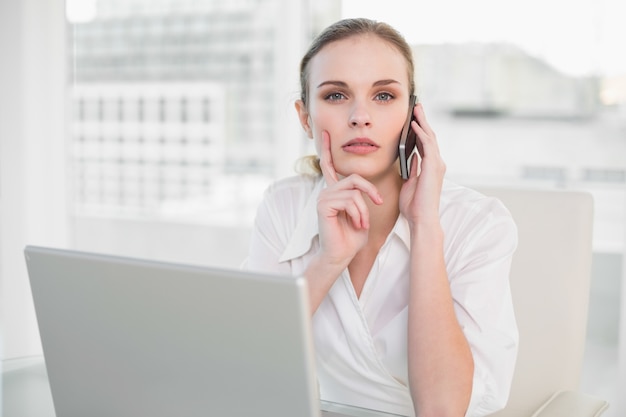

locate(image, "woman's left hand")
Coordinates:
399 103 446 227
400 103 473 417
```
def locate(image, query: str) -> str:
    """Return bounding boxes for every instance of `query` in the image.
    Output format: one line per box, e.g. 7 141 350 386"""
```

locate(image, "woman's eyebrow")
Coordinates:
317 80 348 89
316 79 401 89
372 79 401 87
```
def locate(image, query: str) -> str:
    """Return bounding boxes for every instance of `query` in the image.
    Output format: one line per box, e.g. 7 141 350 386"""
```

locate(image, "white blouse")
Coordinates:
244 174 519 417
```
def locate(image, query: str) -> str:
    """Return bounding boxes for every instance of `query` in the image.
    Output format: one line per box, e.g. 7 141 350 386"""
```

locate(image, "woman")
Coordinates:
245 18 518 417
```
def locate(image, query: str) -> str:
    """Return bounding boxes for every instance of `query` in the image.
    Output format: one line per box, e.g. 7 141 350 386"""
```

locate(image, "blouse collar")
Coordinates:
278 177 411 263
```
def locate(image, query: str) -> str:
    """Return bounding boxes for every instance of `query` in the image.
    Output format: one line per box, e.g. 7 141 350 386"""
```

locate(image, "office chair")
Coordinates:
475 186 609 417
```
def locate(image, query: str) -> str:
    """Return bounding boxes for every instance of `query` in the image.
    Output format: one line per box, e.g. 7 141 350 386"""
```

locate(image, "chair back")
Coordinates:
475 187 594 417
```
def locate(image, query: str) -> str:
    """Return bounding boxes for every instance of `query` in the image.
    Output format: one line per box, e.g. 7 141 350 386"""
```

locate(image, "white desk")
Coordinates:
1 357 405 417
2 357 55 417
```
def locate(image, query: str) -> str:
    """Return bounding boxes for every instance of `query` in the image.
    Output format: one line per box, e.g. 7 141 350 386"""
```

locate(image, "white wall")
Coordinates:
272 0 310 178
0 0 69 360
617 201 626 413
0 0 311 361
72 217 251 270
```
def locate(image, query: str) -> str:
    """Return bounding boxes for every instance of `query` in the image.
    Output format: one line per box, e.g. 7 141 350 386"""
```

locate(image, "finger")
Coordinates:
319 130 339 185
344 199 369 229
409 150 420 178
320 188 371 223
411 106 440 157
340 174 383 205
318 193 369 230
413 102 435 138
411 121 425 159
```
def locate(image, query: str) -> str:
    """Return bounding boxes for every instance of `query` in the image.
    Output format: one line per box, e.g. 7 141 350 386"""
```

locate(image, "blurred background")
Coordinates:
1 0 624 414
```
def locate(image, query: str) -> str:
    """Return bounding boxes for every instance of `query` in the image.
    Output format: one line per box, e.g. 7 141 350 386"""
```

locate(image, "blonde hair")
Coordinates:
295 155 322 176
296 18 416 175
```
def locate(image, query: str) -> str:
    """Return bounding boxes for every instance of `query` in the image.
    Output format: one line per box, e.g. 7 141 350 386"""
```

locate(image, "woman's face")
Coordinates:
297 34 412 181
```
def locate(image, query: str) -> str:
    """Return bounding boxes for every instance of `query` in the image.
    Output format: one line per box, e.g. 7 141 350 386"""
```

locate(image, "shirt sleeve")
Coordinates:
445 197 520 417
242 176 317 274
242 186 293 275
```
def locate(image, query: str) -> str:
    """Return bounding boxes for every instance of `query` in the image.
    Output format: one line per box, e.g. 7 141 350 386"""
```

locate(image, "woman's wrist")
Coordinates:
304 252 346 314
408 218 444 244
305 251 348 282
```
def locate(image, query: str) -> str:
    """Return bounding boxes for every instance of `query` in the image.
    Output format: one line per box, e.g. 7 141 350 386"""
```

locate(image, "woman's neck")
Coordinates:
348 170 403 298
364 170 403 239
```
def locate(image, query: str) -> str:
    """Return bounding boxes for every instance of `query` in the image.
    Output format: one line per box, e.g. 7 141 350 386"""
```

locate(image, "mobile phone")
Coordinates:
398 95 418 180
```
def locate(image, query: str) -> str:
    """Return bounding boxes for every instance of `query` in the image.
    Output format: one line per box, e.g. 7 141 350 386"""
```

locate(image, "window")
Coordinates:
68 0 308 223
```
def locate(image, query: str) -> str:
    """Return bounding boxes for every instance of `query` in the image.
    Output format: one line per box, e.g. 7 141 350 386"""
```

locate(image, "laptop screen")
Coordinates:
25 246 320 417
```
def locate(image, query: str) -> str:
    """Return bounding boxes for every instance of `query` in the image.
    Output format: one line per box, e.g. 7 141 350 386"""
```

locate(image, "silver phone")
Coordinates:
398 95 418 180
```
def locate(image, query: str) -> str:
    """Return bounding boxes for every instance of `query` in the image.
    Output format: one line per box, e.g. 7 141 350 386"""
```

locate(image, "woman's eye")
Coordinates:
325 92 346 101
375 92 394 101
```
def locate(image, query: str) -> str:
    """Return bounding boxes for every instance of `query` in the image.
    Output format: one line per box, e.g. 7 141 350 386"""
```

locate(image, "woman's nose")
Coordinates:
349 103 371 127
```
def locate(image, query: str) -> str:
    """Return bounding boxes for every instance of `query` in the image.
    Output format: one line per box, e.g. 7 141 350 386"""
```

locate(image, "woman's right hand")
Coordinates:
315 131 383 272
304 130 383 314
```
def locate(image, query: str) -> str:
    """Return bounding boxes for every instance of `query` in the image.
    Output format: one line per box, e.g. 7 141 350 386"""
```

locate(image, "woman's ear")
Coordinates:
294 99 313 139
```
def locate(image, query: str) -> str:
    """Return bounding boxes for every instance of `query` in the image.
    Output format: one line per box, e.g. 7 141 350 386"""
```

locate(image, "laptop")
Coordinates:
25 246 402 417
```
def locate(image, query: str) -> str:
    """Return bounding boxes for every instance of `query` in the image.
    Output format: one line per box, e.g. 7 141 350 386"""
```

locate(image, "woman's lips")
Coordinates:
342 138 380 154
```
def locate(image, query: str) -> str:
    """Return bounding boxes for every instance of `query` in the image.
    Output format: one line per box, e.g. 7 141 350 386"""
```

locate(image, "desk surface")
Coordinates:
2 357 55 417
2 357 405 417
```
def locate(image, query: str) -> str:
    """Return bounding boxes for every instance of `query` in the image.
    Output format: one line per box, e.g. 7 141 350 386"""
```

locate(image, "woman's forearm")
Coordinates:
407 223 474 417
303 253 347 315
